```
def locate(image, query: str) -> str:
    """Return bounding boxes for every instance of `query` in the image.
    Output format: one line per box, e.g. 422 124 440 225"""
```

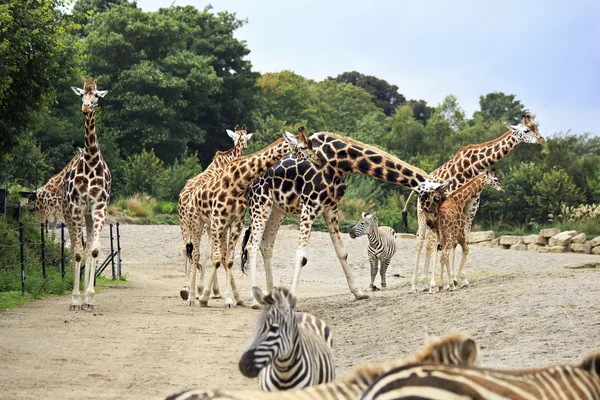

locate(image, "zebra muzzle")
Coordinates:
238 350 261 378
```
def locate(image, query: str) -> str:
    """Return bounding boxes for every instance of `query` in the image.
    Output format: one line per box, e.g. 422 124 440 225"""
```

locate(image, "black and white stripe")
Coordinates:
359 350 600 400
349 212 397 290
238 287 335 391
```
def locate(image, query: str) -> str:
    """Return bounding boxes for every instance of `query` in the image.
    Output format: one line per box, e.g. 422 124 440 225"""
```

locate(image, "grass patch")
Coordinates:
0 291 35 312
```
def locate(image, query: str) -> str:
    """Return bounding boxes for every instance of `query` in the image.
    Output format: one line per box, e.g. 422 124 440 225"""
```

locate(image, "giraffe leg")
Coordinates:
322 207 369 300
438 248 450 292
83 208 106 310
290 206 318 297
185 220 204 305
247 189 274 309
253 208 285 309
67 213 83 310
380 259 391 289
456 241 470 288
226 219 245 306
428 242 439 294
451 247 458 287
369 258 379 291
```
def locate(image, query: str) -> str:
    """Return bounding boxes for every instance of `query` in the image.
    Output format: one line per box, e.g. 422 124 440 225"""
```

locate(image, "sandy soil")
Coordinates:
0 224 599 399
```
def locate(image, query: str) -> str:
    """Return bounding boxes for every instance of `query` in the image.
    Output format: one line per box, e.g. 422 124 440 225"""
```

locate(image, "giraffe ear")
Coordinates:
282 131 298 146
71 87 84 96
244 133 253 141
508 124 519 132
96 90 108 98
226 129 237 141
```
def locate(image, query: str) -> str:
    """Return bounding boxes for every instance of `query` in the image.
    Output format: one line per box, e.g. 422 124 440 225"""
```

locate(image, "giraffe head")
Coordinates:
349 212 377 239
226 124 253 151
484 169 505 193
419 179 452 229
71 76 108 115
508 114 545 145
283 126 322 166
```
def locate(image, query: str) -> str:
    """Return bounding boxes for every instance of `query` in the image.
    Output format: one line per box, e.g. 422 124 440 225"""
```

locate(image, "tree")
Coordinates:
0 0 80 161
407 99 434 125
473 92 527 125
386 105 426 166
533 169 585 220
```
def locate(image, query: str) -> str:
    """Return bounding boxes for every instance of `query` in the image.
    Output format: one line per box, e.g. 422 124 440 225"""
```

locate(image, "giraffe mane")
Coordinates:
447 173 485 199
452 129 512 154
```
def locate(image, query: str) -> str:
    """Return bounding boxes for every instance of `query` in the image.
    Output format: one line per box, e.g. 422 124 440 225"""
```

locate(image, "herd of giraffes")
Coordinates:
35 76 546 311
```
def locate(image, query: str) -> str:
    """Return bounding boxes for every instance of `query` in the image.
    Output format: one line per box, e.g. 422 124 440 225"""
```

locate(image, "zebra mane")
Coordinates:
580 350 600 376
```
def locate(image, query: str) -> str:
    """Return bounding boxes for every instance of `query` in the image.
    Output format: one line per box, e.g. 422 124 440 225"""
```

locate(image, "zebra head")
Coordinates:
349 212 378 239
239 286 298 378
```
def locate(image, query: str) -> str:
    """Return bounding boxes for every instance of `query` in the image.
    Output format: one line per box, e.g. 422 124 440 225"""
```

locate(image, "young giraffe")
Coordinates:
433 170 504 293
187 128 321 308
35 149 84 239
403 114 545 293
65 76 111 311
178 125 253 301
241 131 451 309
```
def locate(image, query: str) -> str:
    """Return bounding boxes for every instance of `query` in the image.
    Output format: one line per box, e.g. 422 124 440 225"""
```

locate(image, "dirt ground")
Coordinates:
0 224 599 399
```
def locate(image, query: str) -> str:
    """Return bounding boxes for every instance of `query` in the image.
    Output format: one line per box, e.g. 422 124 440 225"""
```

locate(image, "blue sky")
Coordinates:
135 0 599 137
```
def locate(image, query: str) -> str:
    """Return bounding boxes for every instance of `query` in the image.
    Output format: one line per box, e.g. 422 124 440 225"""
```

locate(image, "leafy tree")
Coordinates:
122 149 166 198
161 152 203 200
386 105 426 166
407 99 434 125
533 169 585 220
0 0 80 161
473 92 527 125
437 94 466 131
352 112 391 147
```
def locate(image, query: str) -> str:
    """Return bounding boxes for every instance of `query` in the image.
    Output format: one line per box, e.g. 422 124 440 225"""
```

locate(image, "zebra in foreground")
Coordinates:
349 212 397 290
359 349 600 400
164 331 478 400
238 286 335 391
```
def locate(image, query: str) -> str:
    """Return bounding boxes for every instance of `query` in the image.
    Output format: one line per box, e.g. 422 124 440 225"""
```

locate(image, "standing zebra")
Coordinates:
238 286 335 391
359 350 600 400
164 331 478 400
349 212 397 290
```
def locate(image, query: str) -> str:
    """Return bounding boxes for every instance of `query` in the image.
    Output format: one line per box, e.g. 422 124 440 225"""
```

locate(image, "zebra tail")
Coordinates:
240 227 251 275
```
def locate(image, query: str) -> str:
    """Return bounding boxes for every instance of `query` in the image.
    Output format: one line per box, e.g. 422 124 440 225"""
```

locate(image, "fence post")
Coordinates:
40 222 47 280
19 222 25 296
116 222 122 279
110 224 116 280
61 223 66 290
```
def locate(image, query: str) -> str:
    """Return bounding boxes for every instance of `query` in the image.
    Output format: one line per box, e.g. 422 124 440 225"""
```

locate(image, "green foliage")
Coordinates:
533 169 585 219
160 152 203 201
112 194 157 218
121 149 166 198
473 92 527 125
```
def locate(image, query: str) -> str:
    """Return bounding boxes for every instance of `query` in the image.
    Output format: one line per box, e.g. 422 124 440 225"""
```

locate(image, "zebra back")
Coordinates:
359 353 600 400
296 311 333 350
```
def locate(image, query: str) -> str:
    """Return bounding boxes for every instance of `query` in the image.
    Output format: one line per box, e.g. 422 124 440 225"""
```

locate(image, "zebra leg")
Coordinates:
369 258 379 291
322 207 369 300
380 259 391 289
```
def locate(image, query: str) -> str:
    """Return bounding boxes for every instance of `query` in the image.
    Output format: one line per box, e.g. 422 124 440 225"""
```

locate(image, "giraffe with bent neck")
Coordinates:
241 130 451 308
403 114 545 293
186 128 321 308
65 76 111 311
178 124 253 302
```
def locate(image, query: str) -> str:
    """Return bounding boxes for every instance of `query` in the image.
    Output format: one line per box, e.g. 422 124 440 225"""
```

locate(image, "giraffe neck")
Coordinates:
211 143 244 170
231 138 290 188
84 110 101 165
314 133 433 190
448 175 486 209
433 130 518 186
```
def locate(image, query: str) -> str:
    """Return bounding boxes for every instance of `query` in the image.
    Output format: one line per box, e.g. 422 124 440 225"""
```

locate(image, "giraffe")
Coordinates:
241 131 452 309
432 170 504 293
178 124 253 301
35 149 84 239
186 127 321 308
64 76 111 311
403 114 545 293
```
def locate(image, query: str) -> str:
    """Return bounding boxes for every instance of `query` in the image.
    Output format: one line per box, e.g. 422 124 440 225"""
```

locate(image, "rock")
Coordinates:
590 236 600 248
538 247 550 253
397 233 416 240
499 235 523 246
527 243 541 251
571 233 587 244
511 243 527 251
547 245 568 253
539 228 560 238
522 235 544 245
468 231 495 243
549 231 578 246
571 242 592 254
592 246 600 255
478 240 494 247
491 238 500 247
501 244 511 250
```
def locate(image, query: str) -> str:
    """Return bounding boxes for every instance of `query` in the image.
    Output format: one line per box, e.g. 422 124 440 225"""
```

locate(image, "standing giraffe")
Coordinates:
241 131 451 309
64 76 111 311
178 124 253 301
403 114 545 293
434 170 504 292
35 149 84 239
187 127 321 308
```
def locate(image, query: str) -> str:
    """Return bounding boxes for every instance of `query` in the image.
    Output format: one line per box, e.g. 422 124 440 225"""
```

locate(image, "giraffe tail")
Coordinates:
186 242 193 263
240 227 251 275
401 191 416 232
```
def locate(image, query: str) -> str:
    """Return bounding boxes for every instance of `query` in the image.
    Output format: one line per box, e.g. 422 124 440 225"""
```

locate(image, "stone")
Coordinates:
590 236 600 248
501 244 511 250
592 246 600 255
491 238 500 247
549 231 578 246
547 245 568 253
538 247 550 253
477 240 494 247
499 235 523 246
571 233 587 244
397 233 416 240
522 234 543 245
571 242 592 254
511 243 527 251
539 228 560 238
527 243 541 251
468 231 495 243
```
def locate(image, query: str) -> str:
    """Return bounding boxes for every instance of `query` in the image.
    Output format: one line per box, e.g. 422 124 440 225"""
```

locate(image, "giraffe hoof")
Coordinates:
370 285 380 292
429 286 439 294
83 303 94 311
461 281 470 288
251 304 263 310
69 304 81 311
225 303 233 309
354 292 370 300
212 294 222 299
180 288 190 300
236 300 246 306
453 278 459 286
199 300 208 307
185 300 196 306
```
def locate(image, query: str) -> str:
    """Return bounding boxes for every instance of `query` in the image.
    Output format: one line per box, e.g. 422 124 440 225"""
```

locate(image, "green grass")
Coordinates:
0 291 35 312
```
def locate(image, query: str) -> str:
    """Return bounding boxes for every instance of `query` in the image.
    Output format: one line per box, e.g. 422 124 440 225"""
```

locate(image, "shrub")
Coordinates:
122 149 166 198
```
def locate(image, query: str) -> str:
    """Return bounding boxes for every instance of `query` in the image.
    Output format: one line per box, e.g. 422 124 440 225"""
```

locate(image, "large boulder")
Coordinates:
590 236 600 248
547 245 568 253
522 235 546 245
592 246 600 255
499 236 523 246
468 231 495 243
571 242 592 254
549 231 578 246
540 228 560 238
527 243 541 252
511 243 527 251
571 233 587 244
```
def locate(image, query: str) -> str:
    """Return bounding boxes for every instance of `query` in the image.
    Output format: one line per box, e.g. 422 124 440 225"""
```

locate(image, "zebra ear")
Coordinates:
361 212 367 218
460 338 479 367
252 286 268 306
424 329 438 346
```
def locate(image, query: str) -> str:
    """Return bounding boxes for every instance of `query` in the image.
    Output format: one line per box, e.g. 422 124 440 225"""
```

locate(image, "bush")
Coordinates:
161 152 203 201
121 149 166 198
158 201 177 215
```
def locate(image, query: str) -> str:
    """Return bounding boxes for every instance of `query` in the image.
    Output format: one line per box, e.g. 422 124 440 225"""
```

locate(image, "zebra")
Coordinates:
349 212 397 291
359 349 600 400
238 286 335 391
164 331 478 400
